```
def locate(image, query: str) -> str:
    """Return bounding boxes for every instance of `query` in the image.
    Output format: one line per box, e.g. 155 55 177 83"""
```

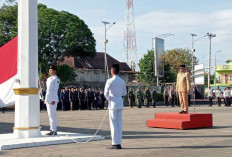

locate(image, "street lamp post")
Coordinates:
207 32 216 89
214 50 222 88
190 34 197 82
101 21 116 80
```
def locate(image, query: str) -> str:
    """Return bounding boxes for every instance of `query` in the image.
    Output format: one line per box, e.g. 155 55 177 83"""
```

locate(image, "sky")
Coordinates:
2 0 232 73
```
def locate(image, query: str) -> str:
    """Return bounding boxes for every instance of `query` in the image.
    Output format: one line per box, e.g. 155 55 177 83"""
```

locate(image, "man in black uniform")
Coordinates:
79 87 85 110
94 89 100 109
152 88 157 108
100 89 106 109
86 87 94 110
61 88 69 111
74 88 80 110
128 88 135 108
69 87 75 111
0 107 5 113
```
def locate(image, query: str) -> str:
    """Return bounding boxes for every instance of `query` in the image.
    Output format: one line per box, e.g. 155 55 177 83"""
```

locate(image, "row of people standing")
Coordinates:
40 86 106 111
208 87 232 107
163 86 181 107
128 87 157 108
60 87 106 111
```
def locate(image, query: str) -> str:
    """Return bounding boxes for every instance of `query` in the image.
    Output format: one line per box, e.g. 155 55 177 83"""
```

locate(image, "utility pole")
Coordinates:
102 21 116 80
207 33 216 89
214 50 222 88
190 34 197 82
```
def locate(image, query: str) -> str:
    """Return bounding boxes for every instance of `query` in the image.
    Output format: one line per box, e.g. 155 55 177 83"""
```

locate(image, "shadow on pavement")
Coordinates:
123 145 232 150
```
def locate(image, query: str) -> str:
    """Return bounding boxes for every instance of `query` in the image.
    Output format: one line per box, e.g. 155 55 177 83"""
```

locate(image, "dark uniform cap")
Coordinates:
180 65 186 68
49 65 57 71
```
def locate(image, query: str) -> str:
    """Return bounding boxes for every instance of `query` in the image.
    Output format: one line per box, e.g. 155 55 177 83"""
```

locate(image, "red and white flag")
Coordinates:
0 37 17 108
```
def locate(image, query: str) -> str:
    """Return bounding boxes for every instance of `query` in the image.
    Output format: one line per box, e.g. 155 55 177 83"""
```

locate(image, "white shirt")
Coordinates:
224 89 231 98
104 75 127 110
45 75 60 104
215 90 222 97
208 89 213 97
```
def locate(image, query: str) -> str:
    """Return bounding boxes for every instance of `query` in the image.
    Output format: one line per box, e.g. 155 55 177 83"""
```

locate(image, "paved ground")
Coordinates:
1 105 232 157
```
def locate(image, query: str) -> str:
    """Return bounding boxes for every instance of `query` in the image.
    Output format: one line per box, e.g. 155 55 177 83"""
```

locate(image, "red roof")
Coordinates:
61 52 132 72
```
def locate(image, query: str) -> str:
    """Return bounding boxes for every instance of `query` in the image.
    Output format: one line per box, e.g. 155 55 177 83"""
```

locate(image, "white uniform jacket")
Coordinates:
104 75 127 110
45 75 60 104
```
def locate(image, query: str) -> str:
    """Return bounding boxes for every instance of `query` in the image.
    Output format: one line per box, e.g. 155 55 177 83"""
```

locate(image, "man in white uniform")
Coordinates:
215 87 222 107
104 64 127 149
45 65 60 135
224 87 231 107
208 87 213 107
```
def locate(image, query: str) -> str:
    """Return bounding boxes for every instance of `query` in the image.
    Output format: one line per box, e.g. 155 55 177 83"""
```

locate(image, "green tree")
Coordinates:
0 4 18 46
57 65 76 88
204 73 215 87
138 48 199 84
162 63 176 83
226 59 232 64
165 48 198 74
138 50 156 83
0 3 96 73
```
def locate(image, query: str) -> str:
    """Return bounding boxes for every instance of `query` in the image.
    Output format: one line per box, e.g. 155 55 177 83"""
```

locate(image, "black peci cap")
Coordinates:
49 65 57 71
180 64 186 68
111 64 120 69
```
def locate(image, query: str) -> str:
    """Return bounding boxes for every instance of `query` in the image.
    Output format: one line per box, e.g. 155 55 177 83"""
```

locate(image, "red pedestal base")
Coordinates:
147 112 213 130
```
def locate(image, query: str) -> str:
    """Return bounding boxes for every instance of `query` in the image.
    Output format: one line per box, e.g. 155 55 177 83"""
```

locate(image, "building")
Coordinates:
215 61 232 87
60 52 138 89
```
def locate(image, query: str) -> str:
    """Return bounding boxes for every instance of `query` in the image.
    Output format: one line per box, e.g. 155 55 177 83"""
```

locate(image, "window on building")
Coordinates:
218 76 221 82
230 75 232 81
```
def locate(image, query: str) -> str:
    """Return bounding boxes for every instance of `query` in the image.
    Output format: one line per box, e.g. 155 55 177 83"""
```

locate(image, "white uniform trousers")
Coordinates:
109 109 122 145
46 102 57 131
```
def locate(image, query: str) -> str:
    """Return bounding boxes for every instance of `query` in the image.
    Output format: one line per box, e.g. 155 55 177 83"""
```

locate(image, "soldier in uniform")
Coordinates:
143 87 151 108
135 88 142 108
176 65 190 114
45 65 60 135
208 87 213 107
215 87 222 107
151 88 157 108
128 88 135 108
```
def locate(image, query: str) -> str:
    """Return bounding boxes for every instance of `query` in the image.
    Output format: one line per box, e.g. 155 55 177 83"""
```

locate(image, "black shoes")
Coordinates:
179 111 188 114
107 145 122 149
46 131 57 136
